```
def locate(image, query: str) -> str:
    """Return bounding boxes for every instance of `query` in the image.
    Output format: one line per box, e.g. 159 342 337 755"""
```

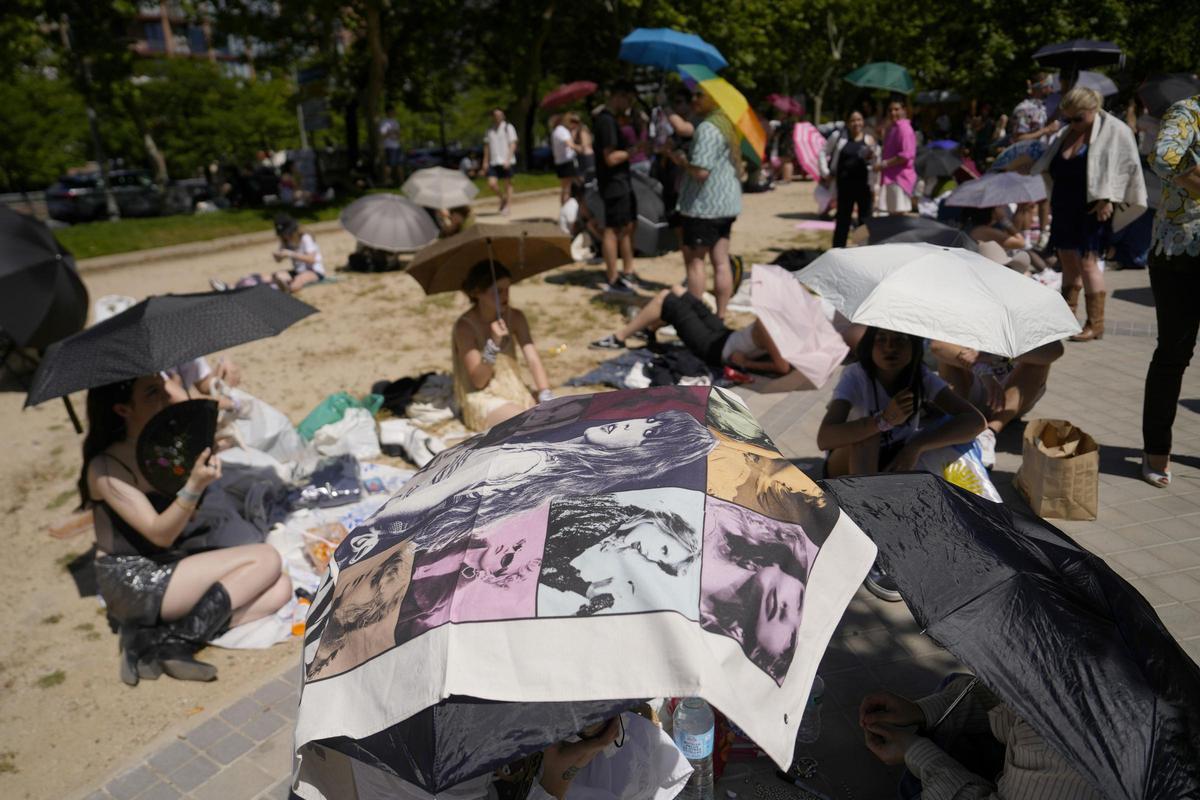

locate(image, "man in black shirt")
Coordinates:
593 81 641 292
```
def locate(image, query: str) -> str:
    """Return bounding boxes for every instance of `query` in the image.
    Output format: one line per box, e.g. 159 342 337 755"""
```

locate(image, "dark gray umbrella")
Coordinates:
1138 73 1200 118
26 286 316 406
877 228 980 251
1033 39 1123 70
864 215 968 246
0 206 89 350
915 148 962 180
820 473 1200 800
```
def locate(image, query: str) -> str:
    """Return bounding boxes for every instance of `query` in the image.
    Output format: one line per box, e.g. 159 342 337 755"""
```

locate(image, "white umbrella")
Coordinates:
339 193 441 253
944 172 1046 208
401 166 479 209
795 243 1081 357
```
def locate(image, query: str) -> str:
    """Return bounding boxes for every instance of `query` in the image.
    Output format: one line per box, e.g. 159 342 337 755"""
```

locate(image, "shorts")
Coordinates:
883 183 912 213
554 161 578 179
95 554 180 627
487 165 513 179
680 216 735 248
661 291 732 367
602 190 638 229
384 147 403 167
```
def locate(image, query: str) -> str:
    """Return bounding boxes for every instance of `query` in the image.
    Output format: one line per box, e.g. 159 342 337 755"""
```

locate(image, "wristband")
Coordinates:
874 411 895 433
482 339 501 365
177 487 202 508
537 388 555 403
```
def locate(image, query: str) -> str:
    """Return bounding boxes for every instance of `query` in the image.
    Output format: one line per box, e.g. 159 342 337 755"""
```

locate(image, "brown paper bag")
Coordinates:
1015 418 1100 520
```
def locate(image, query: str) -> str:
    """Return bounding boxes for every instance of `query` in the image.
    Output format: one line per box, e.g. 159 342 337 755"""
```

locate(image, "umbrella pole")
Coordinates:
486 239 502 324
63 396 83 434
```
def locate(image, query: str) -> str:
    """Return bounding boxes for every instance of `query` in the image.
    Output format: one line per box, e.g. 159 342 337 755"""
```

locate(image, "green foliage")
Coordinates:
0 70 89 190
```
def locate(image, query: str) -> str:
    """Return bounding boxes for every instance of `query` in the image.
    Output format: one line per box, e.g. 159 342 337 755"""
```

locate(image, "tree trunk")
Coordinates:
511 0 556 167
143 132 168 186
364 0 387 183
345 97 360 173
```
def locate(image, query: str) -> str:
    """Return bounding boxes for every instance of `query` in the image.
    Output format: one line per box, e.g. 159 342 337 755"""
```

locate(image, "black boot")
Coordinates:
150 583 233 683
118 625 165 687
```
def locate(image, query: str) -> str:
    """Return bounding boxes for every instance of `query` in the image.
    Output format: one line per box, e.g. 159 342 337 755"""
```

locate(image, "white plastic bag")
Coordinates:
313 407 381 460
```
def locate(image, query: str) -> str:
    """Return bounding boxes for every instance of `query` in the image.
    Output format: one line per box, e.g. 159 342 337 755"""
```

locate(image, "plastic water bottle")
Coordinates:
673 698 715 800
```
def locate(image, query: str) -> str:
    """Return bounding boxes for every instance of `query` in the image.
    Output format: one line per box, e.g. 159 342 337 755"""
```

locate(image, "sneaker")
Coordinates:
1036 230 1051 250
604 279 636 294
589 334 626 351
209 278 229 292
864 562 903 602
976 428 997 470
616 274 641 292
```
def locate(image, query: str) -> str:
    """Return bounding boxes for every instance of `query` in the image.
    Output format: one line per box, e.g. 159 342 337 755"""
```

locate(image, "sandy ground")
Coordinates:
0 180 826 798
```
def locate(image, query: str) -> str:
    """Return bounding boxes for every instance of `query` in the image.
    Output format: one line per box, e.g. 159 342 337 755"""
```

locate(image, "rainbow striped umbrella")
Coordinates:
678 63 767 162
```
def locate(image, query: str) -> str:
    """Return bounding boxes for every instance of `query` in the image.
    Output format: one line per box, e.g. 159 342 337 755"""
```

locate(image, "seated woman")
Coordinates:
209 215 324 294
452 261 554 432
589 285 792 376
817 327 984 601
963 205 1027 250
82 375 293 686
928 339 1064 469
435 205 473 238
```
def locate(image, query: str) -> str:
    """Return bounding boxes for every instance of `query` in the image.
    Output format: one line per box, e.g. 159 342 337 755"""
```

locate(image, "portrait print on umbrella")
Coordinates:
536 489 703 617
337 401 716 567
304 538 417 681
700 497 816 685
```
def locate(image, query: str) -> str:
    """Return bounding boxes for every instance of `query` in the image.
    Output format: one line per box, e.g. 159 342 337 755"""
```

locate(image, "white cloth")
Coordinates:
162 357 213 390
291 233 326 277
832 362 948 445
559 197 579 235
313 407 381 459
1031 109 1148 232
484 122 519 166
552 124 575 165
883 183 910 213
720 325 765 363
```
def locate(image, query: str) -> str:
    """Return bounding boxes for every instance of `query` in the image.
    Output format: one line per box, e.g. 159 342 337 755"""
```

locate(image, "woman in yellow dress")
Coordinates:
452 261 554 431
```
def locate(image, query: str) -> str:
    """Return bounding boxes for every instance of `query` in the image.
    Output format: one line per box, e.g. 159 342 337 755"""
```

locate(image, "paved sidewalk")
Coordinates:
82 266 1200 800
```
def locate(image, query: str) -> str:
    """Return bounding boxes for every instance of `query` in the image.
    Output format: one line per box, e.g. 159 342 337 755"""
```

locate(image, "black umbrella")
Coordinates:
1138 73 1200 118
878 227 980 252
915 148 962 180
863 215 966 245
1033 39 1123 70
0 206 89 350
26 286 316 406
820 473 1200 800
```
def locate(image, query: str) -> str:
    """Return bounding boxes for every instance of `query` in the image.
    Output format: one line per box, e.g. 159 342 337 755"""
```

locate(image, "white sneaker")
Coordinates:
976 428 997 470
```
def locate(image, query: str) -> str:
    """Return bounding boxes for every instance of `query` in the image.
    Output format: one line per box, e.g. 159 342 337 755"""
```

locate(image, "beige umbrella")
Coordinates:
401 167 480 209
405 222 573 296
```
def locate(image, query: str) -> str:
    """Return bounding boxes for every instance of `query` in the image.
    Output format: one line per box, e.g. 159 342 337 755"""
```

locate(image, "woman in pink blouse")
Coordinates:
879 99 917 215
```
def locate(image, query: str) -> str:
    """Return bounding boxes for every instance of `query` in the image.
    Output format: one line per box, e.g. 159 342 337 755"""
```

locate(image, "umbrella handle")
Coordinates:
63 396 83 434
928 676 978 731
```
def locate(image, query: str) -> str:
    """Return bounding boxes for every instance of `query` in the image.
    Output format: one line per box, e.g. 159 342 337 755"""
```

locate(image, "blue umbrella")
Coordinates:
618 28 727 72
929 139 960 150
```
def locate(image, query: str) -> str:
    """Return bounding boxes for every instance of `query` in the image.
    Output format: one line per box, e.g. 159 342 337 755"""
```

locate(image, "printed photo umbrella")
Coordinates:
539 80 598 110
0 206 88 351
795 243 1081 357
747 264 848 390
339 193 441 253
405 222 573 296
26 286 317 406
136 399 219 495
844 62 914 95
677 64 767 161
401 167 480 212
294 386 877 797
915 147 962 180
944 171 1046 208
1138 73 1200 118
619 28 727 72
1033 39 1122 70
821 473 1200 800
792 122 826 181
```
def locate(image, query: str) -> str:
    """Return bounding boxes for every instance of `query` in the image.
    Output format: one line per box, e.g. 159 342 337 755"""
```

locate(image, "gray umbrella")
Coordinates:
402 167 479 210
944 172 1046 208
339 194 441 253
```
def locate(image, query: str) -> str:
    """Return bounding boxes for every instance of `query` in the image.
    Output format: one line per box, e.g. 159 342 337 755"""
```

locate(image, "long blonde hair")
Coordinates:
705 108 745 180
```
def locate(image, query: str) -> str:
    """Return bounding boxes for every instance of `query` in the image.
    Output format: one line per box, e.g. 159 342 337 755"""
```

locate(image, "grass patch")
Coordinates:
45 489 75 511
56 551 82 569
35 670 65 689
55 172 560 260
0 751 15 774
40 614 62 625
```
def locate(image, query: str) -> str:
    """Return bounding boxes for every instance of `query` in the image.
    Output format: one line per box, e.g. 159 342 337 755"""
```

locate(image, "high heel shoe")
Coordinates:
1141 455 1172 488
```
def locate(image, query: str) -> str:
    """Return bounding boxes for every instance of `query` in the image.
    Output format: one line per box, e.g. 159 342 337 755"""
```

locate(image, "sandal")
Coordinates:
1141 455 1172 488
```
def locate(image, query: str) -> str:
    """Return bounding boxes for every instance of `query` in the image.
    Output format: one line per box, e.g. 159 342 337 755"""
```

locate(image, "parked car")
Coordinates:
163 177 213 216
46 170 164 222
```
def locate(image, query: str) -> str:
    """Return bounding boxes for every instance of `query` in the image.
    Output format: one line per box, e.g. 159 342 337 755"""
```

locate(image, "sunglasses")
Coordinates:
1062 114 1087 124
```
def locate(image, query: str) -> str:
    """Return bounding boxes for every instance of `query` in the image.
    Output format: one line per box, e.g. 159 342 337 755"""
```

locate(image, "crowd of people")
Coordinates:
69 45 1200 800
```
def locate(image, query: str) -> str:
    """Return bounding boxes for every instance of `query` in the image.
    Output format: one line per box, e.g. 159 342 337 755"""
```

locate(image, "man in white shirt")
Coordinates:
379 106 403 186
483 108 519 216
